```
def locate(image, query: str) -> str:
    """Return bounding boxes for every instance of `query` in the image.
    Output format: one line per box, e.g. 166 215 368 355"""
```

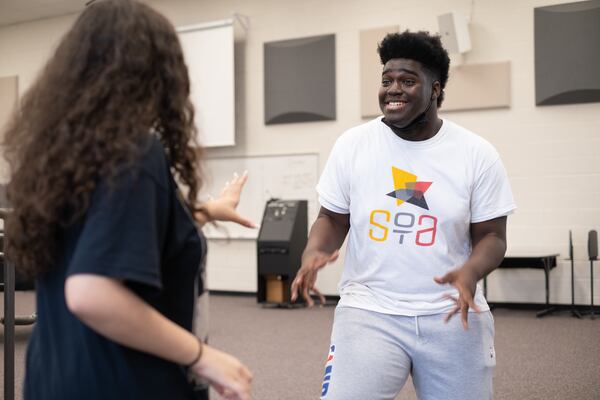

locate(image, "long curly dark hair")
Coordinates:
3 0 203 278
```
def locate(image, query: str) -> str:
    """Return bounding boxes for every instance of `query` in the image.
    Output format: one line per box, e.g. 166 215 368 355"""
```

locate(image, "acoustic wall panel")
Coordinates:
264 34 336 124
442 62 511 112
534 1 600 106
0 75 18 183
360 26 399 118
178 20 235 147
0 76 17 133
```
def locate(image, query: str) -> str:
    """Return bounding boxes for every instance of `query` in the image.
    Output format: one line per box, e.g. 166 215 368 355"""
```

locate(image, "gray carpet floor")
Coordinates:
2 292 600 399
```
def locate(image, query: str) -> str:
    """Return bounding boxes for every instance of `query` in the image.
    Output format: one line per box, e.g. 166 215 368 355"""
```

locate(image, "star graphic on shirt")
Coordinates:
386 167 432 210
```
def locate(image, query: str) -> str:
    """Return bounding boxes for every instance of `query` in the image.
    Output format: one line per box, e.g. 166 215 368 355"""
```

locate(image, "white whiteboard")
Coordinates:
178 20 235 147
202 154 319 239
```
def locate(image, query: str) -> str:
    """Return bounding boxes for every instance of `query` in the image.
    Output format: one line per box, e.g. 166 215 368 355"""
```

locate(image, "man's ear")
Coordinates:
431 80 441 100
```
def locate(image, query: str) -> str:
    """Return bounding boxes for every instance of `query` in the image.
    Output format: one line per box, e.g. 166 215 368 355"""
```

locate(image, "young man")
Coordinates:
291 30 516 400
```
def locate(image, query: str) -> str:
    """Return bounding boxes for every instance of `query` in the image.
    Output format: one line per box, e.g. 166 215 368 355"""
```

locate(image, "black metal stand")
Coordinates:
590 259 595 320
562 230 582 318
1 211 15 400
1 209 37 400
3 258 15 400
568 255 582 319
483 255 559 317
536 257 559 318
567 231 581 318
581 259 598 320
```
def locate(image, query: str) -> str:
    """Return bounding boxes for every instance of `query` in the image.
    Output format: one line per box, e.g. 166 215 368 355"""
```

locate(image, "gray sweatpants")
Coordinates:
320 306 496 400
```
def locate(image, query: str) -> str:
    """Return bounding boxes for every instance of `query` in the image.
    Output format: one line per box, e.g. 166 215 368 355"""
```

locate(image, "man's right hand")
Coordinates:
290 249 340 307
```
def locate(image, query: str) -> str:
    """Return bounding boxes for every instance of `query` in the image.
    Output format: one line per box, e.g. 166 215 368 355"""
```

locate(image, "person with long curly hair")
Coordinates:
2 1 253 399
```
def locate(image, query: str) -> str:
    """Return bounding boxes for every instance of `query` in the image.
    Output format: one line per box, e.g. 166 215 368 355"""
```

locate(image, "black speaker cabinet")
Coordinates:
257 199 308 305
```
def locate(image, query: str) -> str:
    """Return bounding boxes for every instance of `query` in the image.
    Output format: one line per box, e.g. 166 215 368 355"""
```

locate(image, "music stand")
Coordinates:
568 230 582 318
587 230 597 320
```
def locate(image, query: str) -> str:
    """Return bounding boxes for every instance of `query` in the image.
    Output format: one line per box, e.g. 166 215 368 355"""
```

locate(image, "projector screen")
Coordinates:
178 20 235 147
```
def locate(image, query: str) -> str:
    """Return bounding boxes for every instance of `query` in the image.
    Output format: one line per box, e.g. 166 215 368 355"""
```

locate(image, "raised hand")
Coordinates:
195 171 257 228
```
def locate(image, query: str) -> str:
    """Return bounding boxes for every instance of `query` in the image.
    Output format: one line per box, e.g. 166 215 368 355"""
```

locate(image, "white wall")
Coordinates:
0 13 75 96
0 0 598 305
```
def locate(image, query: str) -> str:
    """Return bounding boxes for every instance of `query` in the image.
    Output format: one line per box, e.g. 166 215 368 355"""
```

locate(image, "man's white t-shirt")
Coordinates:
317 117 516 316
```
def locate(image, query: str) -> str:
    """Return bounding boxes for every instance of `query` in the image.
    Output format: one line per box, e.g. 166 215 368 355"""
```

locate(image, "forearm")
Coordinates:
303 212 349 259
463 233 507 281
66 275 198 366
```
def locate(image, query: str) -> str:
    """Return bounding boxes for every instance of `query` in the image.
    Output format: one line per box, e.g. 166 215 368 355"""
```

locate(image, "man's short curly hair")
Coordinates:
378 30 450 107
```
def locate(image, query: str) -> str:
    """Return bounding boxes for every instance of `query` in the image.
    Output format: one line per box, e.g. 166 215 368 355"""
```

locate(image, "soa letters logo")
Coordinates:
368 167 437 246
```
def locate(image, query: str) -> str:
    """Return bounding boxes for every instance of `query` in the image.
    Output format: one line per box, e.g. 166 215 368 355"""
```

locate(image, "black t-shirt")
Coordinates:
24 137 205 400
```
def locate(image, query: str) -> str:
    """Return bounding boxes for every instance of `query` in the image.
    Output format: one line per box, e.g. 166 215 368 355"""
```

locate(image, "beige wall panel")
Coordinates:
360 26 398 118
443 61 511 111
0 75 17 133
0 75 18 183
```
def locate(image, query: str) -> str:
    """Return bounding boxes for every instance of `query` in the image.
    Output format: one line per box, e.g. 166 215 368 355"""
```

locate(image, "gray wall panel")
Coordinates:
535 0 600 106
264 34 336 124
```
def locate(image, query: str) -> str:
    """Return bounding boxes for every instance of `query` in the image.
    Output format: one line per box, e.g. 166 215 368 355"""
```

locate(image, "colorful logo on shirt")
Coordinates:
321 344 335 398
368 167 437 246
386 167 432 210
